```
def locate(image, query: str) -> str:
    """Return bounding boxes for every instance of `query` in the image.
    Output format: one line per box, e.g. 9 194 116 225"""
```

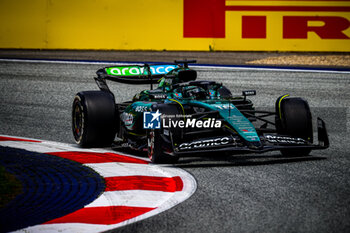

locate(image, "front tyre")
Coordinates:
72 91 117 147
147 130 179 164
275 96 313 156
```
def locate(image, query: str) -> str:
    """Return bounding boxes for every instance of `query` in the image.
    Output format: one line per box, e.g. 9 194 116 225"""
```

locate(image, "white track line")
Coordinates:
1 58 349 74
86 190 176 208
86 162 175 177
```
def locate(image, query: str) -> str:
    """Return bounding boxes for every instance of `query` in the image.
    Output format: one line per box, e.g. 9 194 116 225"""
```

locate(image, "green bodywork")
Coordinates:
121 66 260 143
184 100 259 142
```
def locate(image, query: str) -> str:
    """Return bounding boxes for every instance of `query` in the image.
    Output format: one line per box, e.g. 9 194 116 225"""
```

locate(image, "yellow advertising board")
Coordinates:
0 0 349 51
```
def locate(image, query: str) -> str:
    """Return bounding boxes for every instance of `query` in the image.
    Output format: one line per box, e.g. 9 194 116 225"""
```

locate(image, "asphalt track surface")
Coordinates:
0 59 349 233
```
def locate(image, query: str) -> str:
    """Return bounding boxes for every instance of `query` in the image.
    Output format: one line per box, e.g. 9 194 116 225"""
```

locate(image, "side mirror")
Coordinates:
178 70 197 82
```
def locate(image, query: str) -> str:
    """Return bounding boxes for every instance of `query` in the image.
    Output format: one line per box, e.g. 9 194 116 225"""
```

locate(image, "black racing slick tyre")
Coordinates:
146 103 181 164
72 91 117 147
275 95 313 156
147 129 179 164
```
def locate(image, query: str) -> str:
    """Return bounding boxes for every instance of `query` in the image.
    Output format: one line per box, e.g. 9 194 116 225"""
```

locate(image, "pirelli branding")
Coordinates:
1 0 349 51
183 0 350 51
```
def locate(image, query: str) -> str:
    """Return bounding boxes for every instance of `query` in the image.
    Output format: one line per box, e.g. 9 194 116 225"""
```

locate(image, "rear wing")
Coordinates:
96 64 177 84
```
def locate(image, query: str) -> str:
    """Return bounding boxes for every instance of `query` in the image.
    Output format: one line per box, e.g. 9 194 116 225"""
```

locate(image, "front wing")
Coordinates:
172 118 329 156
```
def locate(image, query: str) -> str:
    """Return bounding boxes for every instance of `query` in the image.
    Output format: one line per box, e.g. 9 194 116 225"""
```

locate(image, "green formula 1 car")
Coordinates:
72 60 329 163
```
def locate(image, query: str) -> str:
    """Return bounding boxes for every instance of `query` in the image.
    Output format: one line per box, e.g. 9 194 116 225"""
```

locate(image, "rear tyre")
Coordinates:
72 91 117 147
275 96 313 156
147 130 179 164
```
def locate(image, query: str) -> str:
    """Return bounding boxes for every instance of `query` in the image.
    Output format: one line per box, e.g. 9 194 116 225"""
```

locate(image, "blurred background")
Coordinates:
0 0 349 52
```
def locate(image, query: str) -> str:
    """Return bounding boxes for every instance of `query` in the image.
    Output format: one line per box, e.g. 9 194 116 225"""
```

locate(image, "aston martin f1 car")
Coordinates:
72 60 329 163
